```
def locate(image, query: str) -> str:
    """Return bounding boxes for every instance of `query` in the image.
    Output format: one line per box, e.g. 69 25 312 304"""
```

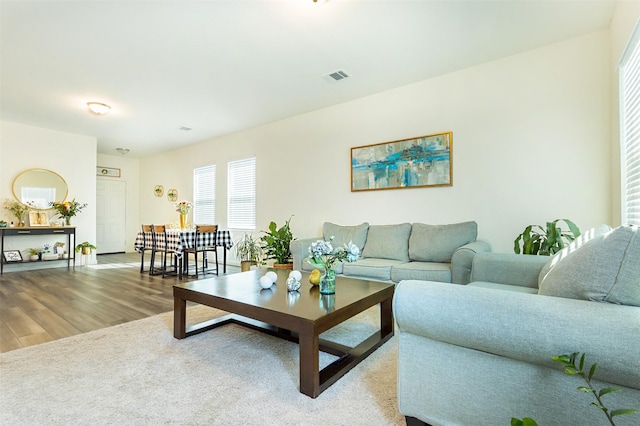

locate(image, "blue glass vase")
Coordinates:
320 268 336 294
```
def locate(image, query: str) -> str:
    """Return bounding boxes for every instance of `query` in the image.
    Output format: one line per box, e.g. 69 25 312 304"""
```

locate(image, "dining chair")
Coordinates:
150 224 180 278
139 224 155 273
184 224 219 277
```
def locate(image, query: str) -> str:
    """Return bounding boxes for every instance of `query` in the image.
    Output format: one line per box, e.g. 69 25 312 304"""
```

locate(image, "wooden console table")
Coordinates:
0 226 76 274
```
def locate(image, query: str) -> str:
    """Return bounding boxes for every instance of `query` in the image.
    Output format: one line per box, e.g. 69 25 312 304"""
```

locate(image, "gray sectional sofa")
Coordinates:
394 224 640 425
290 221 490 284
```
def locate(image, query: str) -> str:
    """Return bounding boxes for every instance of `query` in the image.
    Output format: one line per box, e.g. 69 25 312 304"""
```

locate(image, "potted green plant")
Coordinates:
75 241 97 255
0 220 7 228
3 199 29 227
234 233 263 272
514 219 581 255
26 247 41 261
260 216 295 269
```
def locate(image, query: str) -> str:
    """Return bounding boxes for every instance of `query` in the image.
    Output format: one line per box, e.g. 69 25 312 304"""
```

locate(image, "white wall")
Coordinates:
140 30 612 254
97 153 140 251
0 121 97 260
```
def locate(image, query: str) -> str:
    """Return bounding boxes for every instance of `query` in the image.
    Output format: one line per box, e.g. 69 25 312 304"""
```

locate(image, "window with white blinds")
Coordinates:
227 157 256 229
620 24 640 226
193 165 216 225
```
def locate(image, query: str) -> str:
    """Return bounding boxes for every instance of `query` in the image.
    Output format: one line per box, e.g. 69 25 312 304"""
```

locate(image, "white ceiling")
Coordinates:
1 0 617 158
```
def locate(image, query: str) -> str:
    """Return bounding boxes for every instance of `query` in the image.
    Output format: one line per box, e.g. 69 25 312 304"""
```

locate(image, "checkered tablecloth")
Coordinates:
134 229 233 257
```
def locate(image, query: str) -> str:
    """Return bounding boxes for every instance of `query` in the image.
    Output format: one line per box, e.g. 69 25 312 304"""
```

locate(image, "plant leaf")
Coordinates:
553 354 571 364
577 386 594 393
562 219 581 238
611 408 638 417
588 362 597 381
598 387 621 397
514 235 523 254
579 353 585 371
511 418 538 426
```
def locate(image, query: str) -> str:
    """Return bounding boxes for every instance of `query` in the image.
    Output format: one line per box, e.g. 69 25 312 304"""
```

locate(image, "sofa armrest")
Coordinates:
471 252 549 288
450 240 491 284
393 280 640 390
290 237 318 271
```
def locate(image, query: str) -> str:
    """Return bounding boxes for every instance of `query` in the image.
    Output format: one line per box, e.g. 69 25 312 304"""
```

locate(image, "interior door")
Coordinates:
96 180 126 254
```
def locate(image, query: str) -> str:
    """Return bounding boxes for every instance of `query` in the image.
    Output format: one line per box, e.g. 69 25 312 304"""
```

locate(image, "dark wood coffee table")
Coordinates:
173 268 394 398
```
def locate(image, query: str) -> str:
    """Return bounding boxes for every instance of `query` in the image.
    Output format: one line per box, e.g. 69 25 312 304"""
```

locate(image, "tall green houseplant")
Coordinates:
260 216 295 267
514 219 580 255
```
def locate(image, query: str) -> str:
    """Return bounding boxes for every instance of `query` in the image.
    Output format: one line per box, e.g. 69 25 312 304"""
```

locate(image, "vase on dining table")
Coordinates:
179 213 187 230
65 217 71 226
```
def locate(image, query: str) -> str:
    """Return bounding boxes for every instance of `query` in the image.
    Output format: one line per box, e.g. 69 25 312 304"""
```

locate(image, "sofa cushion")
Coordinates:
361 223 411 262
538 224 612 285
391 261 451 283
409 221 477 263
538 225 640 306
323 222 369 252
342 258 406 281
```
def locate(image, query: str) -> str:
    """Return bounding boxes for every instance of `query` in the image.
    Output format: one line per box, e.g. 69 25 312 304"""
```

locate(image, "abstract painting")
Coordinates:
351 131 452 192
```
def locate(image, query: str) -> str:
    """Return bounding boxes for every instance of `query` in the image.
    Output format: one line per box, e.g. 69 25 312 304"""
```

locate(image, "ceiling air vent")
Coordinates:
179 126 192 131
323 69 350 83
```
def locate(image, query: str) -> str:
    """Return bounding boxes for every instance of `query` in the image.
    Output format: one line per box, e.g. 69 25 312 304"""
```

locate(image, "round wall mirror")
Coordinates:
12 169 68 209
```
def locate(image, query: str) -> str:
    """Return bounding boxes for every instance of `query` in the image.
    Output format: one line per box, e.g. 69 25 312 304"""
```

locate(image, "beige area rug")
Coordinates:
0 304 403 425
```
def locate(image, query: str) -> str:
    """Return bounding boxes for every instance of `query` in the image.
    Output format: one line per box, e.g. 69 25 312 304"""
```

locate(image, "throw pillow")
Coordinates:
538 224 612 285
538 225 640 306
409 221 477 263
361 223 412 261
322 222 369 251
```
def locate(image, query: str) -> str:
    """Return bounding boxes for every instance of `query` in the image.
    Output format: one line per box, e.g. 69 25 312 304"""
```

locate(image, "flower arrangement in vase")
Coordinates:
307 236 360 294
3 199 30 227
174 200 193 230
50 198 87 226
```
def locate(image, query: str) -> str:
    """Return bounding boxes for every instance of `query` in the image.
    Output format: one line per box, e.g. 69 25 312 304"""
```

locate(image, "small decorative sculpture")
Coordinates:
289 270 302 282
286 276 301 292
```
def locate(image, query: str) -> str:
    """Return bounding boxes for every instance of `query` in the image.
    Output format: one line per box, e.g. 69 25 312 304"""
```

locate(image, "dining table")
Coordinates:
133 228 234 275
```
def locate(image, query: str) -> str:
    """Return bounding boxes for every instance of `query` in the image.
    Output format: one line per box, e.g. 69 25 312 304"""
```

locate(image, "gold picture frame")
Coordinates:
29 211 50 227
351 131 452 192
167 188 178 201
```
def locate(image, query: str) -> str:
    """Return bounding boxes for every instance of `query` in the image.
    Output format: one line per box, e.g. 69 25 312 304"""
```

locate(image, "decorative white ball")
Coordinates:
259 275 273 289
265 271 278 283
288 270 302 282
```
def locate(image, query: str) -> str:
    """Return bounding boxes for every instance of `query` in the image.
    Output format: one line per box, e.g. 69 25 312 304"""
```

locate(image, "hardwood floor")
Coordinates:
0 252 239 353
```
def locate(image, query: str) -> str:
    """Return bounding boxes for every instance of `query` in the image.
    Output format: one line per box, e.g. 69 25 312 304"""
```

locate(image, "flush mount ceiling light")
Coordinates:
116 148 130 155
87 102 111 115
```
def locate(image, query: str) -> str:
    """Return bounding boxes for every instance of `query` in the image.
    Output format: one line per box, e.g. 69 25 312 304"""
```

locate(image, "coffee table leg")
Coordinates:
174 296 187 339
298 331 320 398
380 296 393 336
